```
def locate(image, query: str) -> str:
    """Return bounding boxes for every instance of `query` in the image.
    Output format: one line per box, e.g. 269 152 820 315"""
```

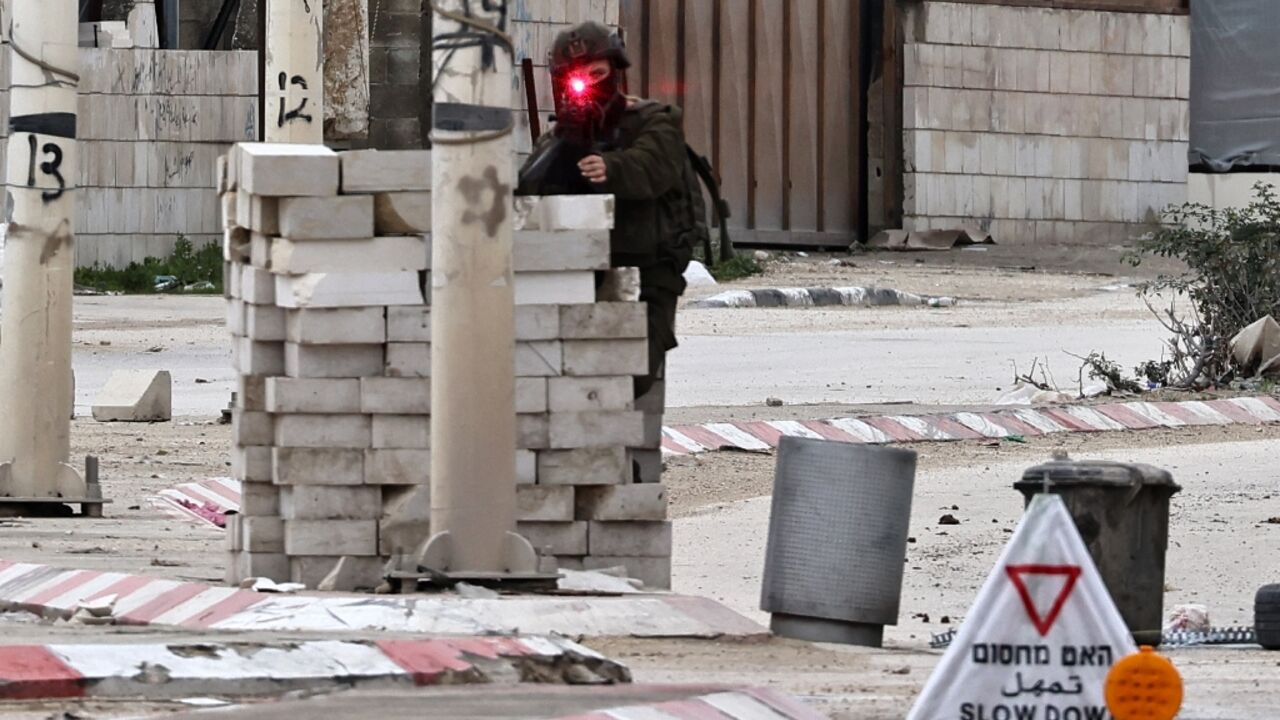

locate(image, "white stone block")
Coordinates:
516 341 563 377
560 302 647 339
516 377 548 414
563 339 648 377
270 236 428 274
240 516 284 553
91 369 172 422
266 378 361 414
236 338 286 376
516 305 560 340
274 414 371 448
361 377 430 414
340 149 432 193
385 342 430 377
514 231 610 271
233 446 273 483
286 307 386 345
550 411 645 449
372 415 430 449
284 520 378 557
282 485 382 520
529 195 615 231
224 228 251 263
387 305 430 342
547 377 632 412
518 485 575 522
221 191 237 230
285 343 385 378
232 409 273 447
582 555 671 590
239 375 269 412
245 303 286 341
538 447 628 485
277 195 375 239
240 265 275 305
516 448 537 484
228 552 289 584
588 520 671 557
374 192 431 234
236 192 279 234
239 143 340 197
365 449 430 485
577 485 667 521
515 271 596 305
518 413 550 450
250 233 273 269
240 480 280 515
226 299 245 336
517 521 588 556
276 272 424 308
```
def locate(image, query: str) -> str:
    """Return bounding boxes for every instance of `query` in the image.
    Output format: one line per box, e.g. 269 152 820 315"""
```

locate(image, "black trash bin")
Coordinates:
1016 459 1181 646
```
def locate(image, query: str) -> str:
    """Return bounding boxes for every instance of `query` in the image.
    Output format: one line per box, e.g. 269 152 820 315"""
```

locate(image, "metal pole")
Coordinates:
0 0 87 499
419 0 536 577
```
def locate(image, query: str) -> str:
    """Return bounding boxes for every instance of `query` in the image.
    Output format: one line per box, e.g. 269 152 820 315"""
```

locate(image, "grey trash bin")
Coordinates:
760 437 917 647
1016 459 1181 646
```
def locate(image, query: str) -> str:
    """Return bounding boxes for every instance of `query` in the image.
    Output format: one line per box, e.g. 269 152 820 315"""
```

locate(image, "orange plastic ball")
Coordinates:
1105 646 1183 720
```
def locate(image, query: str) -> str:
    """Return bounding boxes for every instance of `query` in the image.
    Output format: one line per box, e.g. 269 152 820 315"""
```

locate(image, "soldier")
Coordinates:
517 21 696 398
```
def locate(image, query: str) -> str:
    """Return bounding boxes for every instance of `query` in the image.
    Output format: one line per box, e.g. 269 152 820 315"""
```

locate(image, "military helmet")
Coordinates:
551 22 631 73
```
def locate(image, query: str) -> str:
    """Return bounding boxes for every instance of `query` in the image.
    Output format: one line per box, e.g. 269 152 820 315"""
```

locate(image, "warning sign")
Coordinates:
907 494 1137 720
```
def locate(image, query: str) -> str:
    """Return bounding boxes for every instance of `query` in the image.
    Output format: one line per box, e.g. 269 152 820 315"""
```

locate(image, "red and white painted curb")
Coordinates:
152 397 1280 527
0 560 765 638
0 636 622 700
660 396 1280 456
558 687 827 720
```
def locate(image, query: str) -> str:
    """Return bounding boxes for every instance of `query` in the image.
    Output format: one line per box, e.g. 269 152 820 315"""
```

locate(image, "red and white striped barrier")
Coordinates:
558 687 828 720
0 560 765 638
0 636 623 700
152 397 1280 528
660 396 1280 455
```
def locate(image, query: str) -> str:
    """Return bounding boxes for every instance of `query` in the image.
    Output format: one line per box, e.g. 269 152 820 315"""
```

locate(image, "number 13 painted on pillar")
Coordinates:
26 135 66 202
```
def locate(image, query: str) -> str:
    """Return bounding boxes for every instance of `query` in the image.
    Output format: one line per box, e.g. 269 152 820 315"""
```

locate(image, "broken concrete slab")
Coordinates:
1231 316 1280 374
91 370 172 422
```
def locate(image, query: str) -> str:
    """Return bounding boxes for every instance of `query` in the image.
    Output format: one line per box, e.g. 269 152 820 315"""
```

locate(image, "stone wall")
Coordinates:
901 2 1190 245
75 49 258 267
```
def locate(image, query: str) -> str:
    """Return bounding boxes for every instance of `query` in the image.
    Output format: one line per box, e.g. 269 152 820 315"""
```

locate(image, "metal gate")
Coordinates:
619 0 870 248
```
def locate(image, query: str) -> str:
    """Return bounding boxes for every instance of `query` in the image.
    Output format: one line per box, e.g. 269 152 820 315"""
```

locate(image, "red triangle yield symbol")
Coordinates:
1005 564 1082 637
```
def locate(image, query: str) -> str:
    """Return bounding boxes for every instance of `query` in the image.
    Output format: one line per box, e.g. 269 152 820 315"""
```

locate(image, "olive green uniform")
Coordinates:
518 100 694 396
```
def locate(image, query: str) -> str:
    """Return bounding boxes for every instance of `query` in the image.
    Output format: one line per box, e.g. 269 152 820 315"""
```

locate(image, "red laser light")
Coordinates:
570 77 588 95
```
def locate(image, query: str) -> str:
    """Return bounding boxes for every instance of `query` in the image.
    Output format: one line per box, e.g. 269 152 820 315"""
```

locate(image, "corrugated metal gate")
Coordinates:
619 0 870 248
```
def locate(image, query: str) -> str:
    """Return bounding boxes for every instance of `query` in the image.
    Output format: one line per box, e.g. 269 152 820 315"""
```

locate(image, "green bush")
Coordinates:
1129 181 1280 385
707 255 763 282
75 237 223 294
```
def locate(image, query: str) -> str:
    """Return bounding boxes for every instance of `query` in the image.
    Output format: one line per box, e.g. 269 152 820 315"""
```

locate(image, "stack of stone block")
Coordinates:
221 142 671 591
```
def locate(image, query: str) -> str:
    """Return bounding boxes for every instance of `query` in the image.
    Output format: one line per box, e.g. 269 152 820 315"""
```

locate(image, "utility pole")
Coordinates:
418 0 538 578
263 0 322 144
0 0 90 504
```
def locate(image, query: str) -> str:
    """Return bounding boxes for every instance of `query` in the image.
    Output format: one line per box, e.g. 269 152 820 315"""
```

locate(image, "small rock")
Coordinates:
938 514 961 526
941 616 952 624
765 397 784 407
886 666 911 675
753 250 771 262
99 340 111 346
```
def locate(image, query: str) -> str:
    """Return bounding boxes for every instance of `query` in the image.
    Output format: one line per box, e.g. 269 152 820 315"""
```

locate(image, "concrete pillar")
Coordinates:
264 0 323 144
0 0 86 498
419 0 536 576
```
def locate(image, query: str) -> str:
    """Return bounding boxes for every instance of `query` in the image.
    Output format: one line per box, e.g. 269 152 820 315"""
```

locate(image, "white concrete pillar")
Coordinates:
420 1 536 575
0 0 86 498
264 0 323 144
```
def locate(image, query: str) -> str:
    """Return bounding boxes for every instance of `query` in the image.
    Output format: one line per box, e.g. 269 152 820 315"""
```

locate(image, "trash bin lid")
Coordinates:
1016 459 1181 492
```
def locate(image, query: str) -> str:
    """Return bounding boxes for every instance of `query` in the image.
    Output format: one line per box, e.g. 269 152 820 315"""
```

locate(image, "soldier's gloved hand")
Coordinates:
578 155 608 184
